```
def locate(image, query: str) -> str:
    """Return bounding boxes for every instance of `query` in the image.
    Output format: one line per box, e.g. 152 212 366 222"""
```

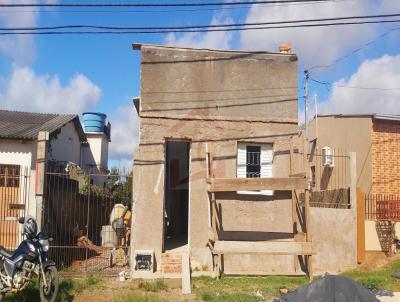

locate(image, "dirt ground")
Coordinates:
73 278 196 302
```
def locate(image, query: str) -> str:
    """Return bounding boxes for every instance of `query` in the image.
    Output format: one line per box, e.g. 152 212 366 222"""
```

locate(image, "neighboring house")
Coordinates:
307 114 400 195
307 114 400 252
130 44 358 277
0 109 110 248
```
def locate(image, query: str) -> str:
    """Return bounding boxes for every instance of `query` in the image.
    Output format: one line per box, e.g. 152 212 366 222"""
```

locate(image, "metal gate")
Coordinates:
42 163 132 276
0 164 30 249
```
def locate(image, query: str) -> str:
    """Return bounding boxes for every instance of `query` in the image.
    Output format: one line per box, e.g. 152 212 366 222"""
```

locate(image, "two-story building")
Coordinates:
130 44 358 277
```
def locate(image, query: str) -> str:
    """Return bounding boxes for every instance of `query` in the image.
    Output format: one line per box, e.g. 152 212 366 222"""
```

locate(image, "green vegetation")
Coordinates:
192 275 309 301
6 260 400 302
342 260 400 292
3 276 104 302
138 279 168 292
114 294 166 302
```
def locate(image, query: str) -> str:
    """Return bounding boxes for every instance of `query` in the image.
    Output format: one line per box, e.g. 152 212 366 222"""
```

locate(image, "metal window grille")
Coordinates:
246 146 261 178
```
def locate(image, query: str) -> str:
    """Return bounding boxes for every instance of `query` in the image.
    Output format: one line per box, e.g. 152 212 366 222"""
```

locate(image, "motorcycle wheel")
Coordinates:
39 266 59 302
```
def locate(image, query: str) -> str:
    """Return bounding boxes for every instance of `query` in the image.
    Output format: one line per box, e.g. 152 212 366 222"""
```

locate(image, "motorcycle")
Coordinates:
0 217 59 302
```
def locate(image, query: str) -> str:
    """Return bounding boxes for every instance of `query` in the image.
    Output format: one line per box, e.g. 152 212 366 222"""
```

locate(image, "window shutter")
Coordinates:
237 143 246 179
237 143 247 194
261 144 274 195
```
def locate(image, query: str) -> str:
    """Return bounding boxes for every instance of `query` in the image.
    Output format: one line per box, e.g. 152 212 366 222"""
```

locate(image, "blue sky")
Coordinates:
0 0 399 169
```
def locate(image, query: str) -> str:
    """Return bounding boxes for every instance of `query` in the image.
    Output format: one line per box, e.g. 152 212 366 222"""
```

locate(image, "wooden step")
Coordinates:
211 240 313 255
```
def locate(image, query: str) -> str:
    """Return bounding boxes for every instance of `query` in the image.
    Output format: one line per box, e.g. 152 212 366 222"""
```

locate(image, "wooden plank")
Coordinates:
210 177 308 192
290 137 299 272
211 240 313 255
289 173 306 178
357 187 366 264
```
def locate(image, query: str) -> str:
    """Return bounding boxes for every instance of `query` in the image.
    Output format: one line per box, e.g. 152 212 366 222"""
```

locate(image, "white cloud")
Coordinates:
0 1 39 65
165 14 234 49
320 54 400 115
108 105 140 162
0 65 101 113
239 0 400 68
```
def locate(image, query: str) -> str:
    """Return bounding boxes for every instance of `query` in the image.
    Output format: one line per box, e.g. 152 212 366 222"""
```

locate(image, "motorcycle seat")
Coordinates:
0 246 12 258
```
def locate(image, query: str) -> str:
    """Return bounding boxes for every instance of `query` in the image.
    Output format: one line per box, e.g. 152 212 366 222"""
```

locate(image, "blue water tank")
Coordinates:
82 112 107 133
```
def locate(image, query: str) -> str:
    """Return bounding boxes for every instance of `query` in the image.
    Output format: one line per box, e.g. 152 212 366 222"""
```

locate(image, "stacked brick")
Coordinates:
372 119 400 195
160 253 182 274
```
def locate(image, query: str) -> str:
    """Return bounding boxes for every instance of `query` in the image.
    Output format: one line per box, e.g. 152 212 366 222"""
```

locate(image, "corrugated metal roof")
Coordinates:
315 113 400 121
0 109 86 141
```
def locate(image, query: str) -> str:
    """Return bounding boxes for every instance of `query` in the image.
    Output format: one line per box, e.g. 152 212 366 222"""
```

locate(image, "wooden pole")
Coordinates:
357 187 366 264
302 131 313 280
290 137 299 272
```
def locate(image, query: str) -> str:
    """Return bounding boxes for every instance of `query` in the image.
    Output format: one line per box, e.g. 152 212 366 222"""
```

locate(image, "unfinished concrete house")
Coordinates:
130 44 358 278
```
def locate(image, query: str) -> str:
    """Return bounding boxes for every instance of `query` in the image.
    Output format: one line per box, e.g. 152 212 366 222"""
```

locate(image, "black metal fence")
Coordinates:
43 163 132 276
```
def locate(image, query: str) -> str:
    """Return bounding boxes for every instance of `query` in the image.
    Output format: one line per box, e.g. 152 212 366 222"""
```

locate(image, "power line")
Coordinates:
309 26 400 71
310 78 400 91
3 13 399 31
0 0 352 13
0 0 338 8
1 19 400 35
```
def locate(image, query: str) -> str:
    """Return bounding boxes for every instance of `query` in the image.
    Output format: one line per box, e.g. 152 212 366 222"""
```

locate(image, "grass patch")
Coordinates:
114 293 167 302
341 260 400 292
3 276 104 302
193 275 309 301
138 279 168 292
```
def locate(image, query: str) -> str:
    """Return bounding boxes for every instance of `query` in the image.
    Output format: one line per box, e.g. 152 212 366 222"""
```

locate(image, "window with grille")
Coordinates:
237 143 273 195
0 164 21 188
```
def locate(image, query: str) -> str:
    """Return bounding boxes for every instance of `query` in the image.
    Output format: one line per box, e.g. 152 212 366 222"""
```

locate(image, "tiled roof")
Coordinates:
0 109 86 141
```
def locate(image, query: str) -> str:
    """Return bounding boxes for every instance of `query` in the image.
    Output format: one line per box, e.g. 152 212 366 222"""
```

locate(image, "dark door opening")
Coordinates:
164 140 190 251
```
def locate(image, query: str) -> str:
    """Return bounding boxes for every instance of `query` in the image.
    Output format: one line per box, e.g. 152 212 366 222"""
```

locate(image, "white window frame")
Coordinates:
237 143 274 196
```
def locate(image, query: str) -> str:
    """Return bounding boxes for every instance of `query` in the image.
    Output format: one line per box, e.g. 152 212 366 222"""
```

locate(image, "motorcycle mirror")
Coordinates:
18 217 25 224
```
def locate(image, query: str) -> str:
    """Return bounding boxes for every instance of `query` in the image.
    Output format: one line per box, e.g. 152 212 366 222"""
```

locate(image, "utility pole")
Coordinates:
303 70 309 133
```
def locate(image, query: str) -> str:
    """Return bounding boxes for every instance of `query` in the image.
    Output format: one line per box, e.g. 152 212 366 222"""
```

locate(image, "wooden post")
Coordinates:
350 152 358 264
290 137 299 272
357 187 366 264
35 131 49 230
302 131 313 280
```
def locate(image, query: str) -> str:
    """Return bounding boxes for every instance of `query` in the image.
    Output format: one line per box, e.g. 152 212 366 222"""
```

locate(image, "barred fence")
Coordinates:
43 163 132 276
0 165 30 250
365 194 400 221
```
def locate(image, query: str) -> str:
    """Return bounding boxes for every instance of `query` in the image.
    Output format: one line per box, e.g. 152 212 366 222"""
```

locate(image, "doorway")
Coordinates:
164 140 190 251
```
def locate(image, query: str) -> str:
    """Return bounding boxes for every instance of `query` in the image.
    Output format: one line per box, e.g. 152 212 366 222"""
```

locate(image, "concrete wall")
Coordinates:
308 116 373 194
0 139 37 218
311 207 357 273
83 133 109 172
139 45 298 119
49 121 82 165
131 45 300 274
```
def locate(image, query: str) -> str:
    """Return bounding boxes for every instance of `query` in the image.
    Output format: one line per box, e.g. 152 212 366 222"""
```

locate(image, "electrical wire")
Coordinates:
309 26 400 71
1 19 400 34
310 78 400 91
2 13 399 31
0 0 339 8
0 0 353 13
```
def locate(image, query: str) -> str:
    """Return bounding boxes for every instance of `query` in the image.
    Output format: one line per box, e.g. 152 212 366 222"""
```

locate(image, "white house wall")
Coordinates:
49 122 82 165
0 139 37 218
